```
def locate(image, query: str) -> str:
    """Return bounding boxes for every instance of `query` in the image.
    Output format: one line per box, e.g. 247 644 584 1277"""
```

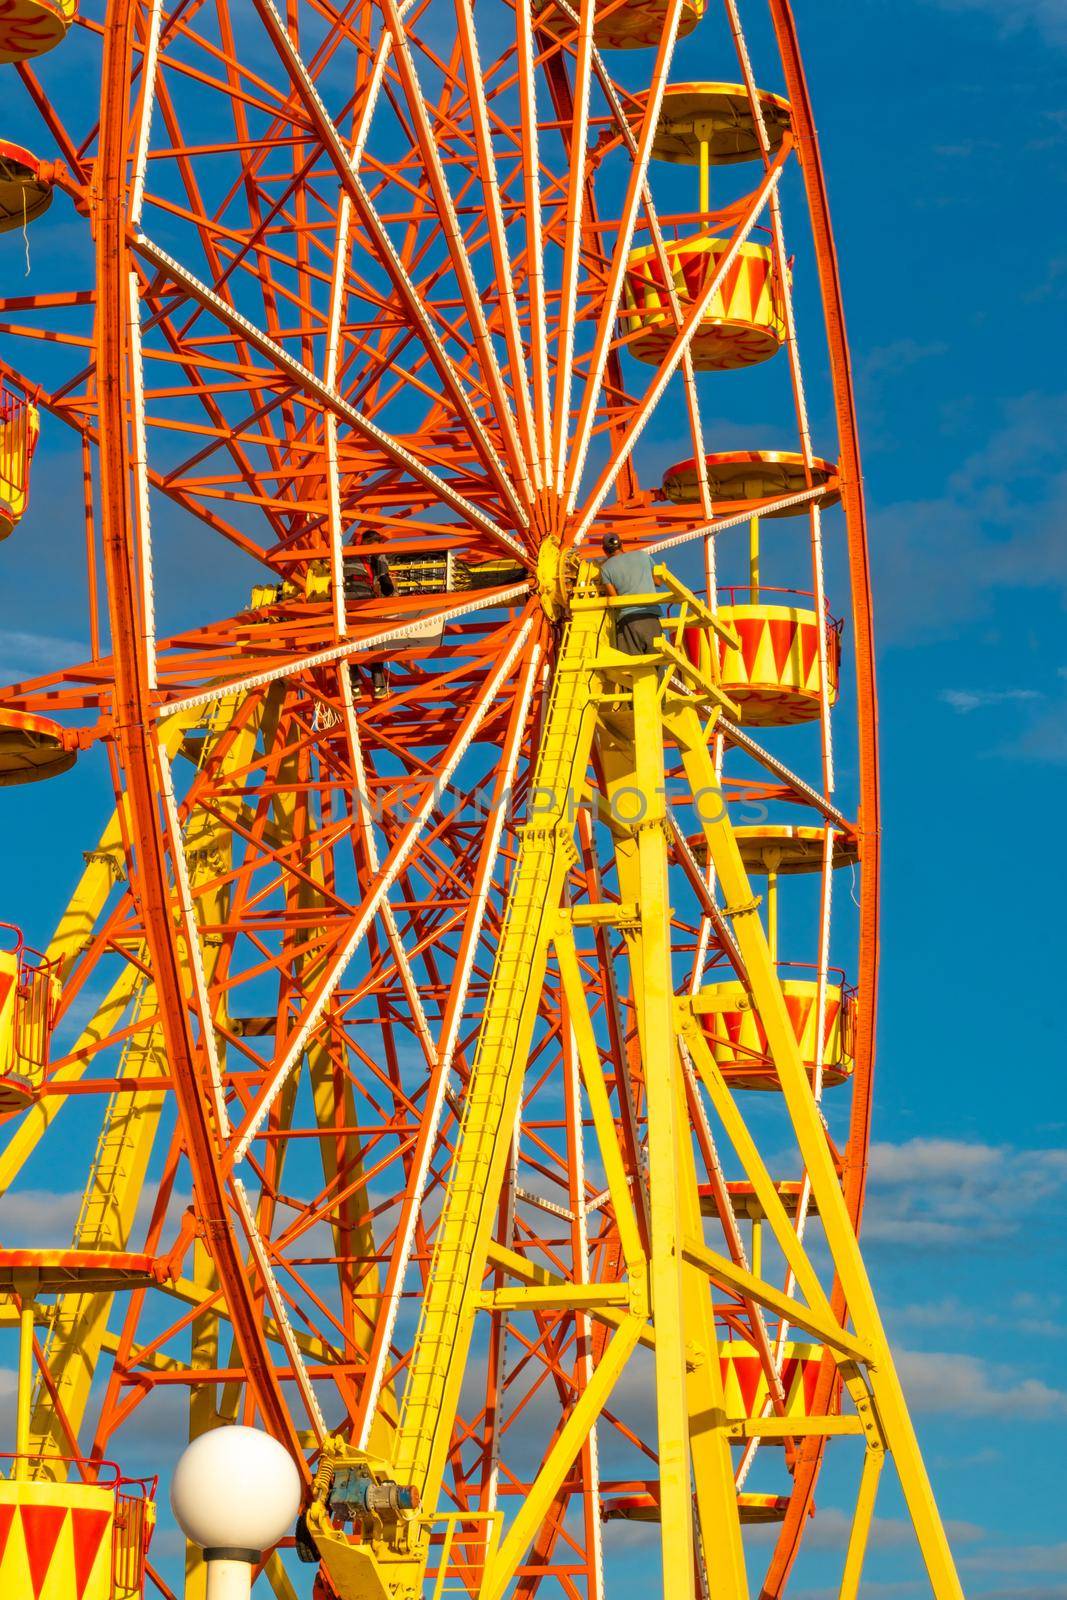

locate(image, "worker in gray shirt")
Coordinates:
598 533 665 656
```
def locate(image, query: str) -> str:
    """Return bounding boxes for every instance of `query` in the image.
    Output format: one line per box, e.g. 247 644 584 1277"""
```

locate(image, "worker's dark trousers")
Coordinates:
615 615 661 655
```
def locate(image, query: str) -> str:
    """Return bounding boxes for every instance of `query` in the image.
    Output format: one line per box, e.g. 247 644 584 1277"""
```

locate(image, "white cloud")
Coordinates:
960 1541 1067 1575
890 1290 1062 1341
782 1506 984 1553
0 630 86 689
865 1138 1067 1247
0 1188 83 1243
931 669 1067 763
897 1348 1067 1420
996 682 1067 765
939 687 1041 713
862 339 949 380
791 1583 923 1600
870 392 1067 646
930 0 1067 48
0 1186 193 1249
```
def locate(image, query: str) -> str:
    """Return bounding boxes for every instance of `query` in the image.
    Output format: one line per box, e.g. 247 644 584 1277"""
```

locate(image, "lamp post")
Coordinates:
170 1425 302 1600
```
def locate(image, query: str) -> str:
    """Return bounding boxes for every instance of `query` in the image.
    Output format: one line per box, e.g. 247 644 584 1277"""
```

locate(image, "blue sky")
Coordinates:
789 0 1067 1595
1 0 1065 1594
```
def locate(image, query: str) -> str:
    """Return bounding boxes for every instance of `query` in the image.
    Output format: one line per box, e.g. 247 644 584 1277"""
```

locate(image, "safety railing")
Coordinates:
0 1456 155 1599
0 919 59 1075
697 960 856 1071
424 1509 503 1600
766 959 857 1067
0 383 39 520
717 584 843 632
112 1477 156 1599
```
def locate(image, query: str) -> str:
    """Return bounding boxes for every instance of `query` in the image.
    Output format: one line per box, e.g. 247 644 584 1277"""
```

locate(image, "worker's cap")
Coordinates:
601 533 622 555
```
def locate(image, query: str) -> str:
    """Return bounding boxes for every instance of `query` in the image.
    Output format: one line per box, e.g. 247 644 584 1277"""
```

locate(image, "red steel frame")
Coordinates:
0 1 882 1595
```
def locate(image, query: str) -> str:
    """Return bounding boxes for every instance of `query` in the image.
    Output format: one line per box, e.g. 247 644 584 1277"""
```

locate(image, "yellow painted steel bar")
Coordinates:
626 667 699 1600
481 1314 645 1600
729 1417 863 1439
555 929 645 1272
668 698 965 1600
390 595 610 1505
678 1017 843 1337
840 1445 885 1600
15 1287 35 1479
679 1234 870 1363
599 702 747 1600
483 1239 654 1349
22 705 259 1477
482 1283 631 1313
673 1041 750 1600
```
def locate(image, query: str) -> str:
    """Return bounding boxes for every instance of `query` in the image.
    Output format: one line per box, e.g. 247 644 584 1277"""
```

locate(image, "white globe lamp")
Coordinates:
171 1425 303 1600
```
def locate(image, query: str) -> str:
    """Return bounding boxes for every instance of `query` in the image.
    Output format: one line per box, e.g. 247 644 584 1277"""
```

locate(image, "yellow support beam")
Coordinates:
388 593 610 1509
727 1416 863 1440
555 929 645 1273
479 1283 631 1314
480 1315 645 1600
679 1233 871 1364
840 1444 886 1600
18 705 260 1480
669 698 965 1600
303 582 962 1600
599 684 747 1600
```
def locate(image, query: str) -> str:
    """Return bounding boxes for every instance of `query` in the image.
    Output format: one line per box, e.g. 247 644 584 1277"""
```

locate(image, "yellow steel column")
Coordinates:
600 708 747 1600
668 699 964 1600
389 601 608 1512
670 1040 749 1600
766 867 778 962
555 932 644 1275
699 133 710 216
628 665 696 1600
24 703 261 1478
840 1443 885 1600
14 1272 38 1481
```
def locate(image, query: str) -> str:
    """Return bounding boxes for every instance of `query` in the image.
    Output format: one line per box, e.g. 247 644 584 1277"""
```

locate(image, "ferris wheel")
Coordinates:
0 1 966 1599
